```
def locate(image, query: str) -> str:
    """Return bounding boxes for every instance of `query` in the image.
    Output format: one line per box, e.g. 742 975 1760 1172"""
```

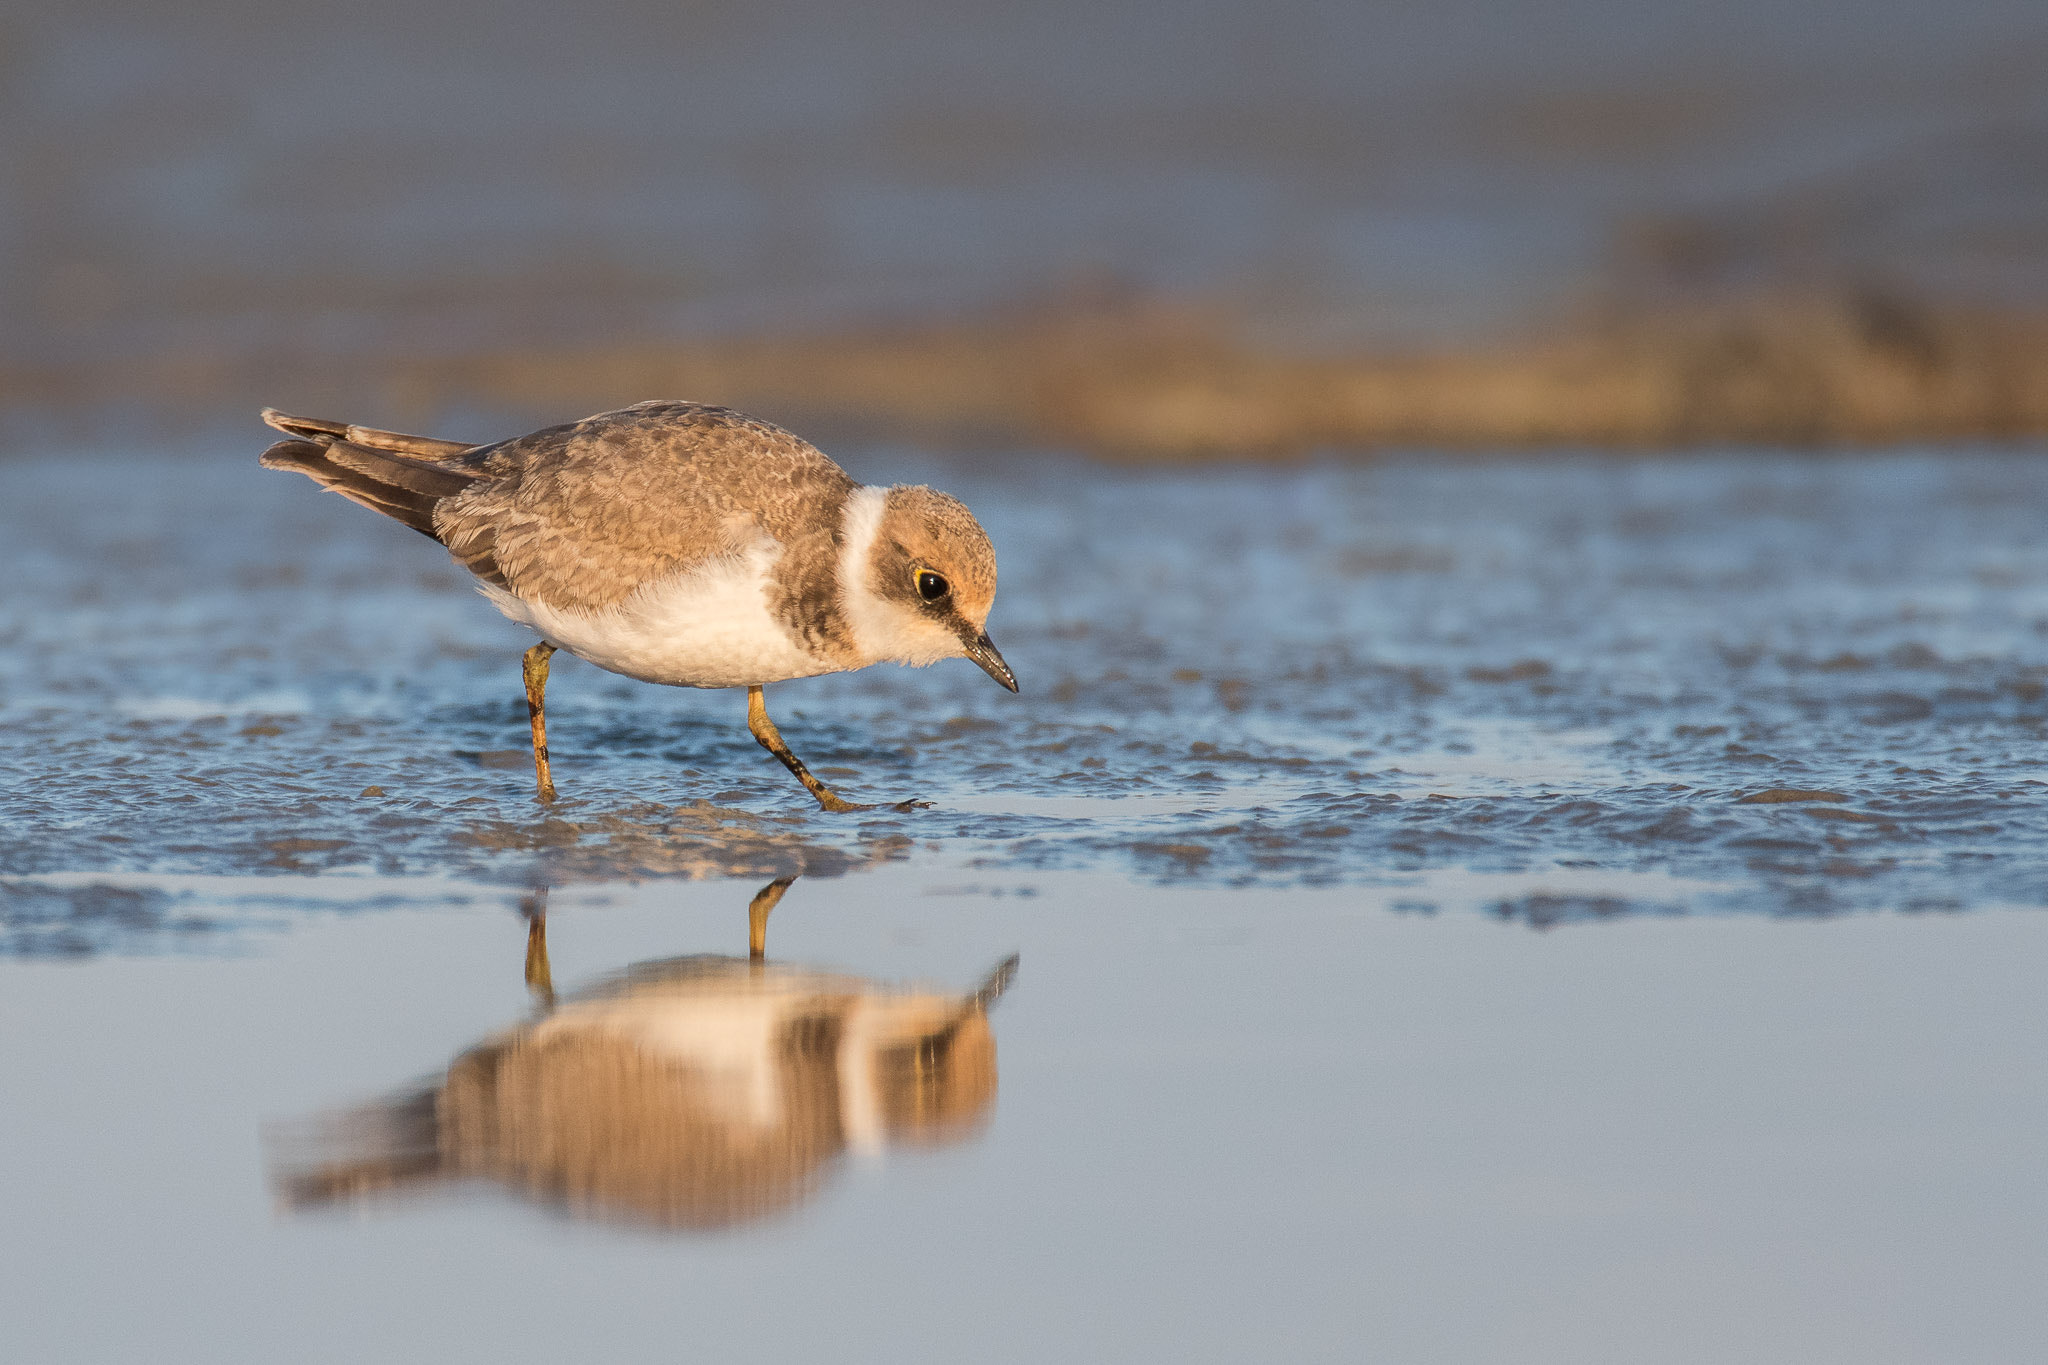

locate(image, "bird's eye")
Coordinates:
916 570 950 602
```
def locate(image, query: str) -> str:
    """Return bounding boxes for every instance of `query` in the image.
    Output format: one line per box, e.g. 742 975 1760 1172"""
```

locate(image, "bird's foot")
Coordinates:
809 792 933 814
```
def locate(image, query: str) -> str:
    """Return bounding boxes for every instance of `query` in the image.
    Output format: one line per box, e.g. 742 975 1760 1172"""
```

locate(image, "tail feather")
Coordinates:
320 439 477 500
260 409 348 441
261 408 474 461
260 438 469 540
266 1085 446 1210
259 406 488 543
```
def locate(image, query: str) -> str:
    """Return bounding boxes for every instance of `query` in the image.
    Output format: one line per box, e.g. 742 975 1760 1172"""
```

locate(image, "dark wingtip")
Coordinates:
258 438 324 470
261 408 347 441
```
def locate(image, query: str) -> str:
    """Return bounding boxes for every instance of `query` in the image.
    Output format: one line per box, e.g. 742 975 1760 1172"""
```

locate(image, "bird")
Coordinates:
267 877 1019 1232
258 400 1017 811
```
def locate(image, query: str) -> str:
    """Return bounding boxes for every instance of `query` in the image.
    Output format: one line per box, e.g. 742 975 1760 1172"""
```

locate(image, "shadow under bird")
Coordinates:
258 401 1017 810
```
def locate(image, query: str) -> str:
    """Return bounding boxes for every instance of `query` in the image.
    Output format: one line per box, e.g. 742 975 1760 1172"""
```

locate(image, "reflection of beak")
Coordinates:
960 630 1019 692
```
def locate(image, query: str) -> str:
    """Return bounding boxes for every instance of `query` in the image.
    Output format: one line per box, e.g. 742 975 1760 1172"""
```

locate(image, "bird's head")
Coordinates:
849 485 1017 691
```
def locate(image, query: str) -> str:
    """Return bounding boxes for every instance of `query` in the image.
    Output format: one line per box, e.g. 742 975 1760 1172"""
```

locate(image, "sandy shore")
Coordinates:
11 289 2048 457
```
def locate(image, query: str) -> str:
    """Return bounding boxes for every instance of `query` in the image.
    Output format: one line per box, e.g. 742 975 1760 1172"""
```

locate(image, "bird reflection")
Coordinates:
269 878 1017 1231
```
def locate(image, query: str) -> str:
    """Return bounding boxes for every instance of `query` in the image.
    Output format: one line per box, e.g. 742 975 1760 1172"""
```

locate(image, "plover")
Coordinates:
259 401 1017 810
268 878 1018 1231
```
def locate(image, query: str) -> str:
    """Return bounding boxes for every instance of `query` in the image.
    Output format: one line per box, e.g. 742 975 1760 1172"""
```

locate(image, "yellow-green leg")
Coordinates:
521 887 555 1009
747 876 796 961
522 642 558 802
746 684 874 812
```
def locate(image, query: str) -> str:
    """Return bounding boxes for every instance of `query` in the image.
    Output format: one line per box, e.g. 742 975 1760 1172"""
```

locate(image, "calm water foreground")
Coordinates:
3 443 2047 1361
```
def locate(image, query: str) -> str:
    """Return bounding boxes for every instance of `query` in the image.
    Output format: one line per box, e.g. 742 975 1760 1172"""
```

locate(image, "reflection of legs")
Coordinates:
746 685 870 813
747 876 797 961
523 642 558 802
521 887 554 1009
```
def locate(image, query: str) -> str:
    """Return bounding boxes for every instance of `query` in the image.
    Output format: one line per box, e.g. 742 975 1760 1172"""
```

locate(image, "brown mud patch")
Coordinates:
11 290 2048 459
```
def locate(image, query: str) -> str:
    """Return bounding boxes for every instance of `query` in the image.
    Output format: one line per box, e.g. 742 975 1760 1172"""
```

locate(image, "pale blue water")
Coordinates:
4 444 2048 1362
3 870 2046 1363
5 445 2047 950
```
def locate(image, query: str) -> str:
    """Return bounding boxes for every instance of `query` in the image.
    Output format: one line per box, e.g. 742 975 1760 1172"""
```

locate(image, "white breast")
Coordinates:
482 541 839 688
536 991 801 1129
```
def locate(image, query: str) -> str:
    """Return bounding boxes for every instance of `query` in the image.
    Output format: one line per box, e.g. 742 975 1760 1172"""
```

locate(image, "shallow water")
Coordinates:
5 444 2048 1360
5 870 2047 1363
5 444 2047 944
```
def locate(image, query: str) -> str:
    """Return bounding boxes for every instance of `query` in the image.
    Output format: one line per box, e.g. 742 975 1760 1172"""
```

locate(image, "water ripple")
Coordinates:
4 447 2048 940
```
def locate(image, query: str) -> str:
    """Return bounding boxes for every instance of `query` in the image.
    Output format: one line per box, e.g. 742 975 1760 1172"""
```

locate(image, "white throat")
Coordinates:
836 486 959 668
836 486 892 664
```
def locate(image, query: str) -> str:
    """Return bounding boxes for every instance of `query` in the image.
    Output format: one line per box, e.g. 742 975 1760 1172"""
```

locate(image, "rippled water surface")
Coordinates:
6 444 2047 942
5 443 2048 1361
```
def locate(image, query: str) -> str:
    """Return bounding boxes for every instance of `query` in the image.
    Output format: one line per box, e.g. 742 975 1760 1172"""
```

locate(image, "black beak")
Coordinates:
961 630 1019 693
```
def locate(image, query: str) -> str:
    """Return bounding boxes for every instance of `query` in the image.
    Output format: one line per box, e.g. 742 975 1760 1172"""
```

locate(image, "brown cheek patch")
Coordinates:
867 537 915 603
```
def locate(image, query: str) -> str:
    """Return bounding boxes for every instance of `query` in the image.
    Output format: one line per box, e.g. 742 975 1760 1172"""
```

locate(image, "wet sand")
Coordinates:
20 290 2048 457
5 442 2047 937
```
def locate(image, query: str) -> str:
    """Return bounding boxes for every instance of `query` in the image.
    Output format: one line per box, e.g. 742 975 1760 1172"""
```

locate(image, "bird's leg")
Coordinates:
522 642 558 802
747 875 797 961
520 886 555 1009
746 684 874 812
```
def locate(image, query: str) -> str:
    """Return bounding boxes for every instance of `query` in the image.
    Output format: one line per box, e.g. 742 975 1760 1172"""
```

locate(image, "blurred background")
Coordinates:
9 0 2048 453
